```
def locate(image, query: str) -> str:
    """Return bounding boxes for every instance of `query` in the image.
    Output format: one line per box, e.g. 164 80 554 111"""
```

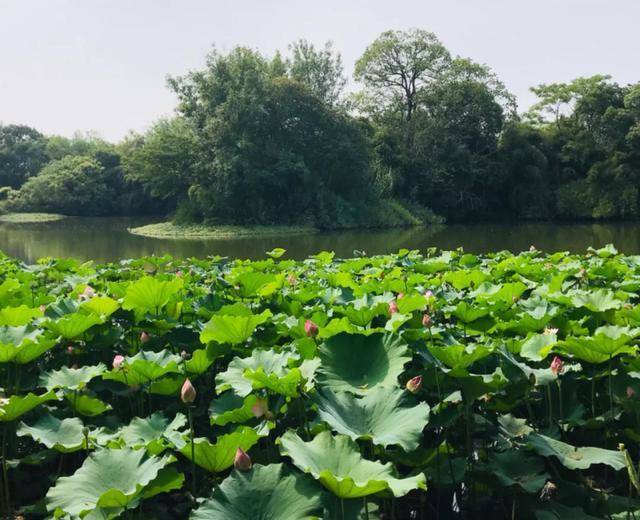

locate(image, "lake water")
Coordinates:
1 217 640 263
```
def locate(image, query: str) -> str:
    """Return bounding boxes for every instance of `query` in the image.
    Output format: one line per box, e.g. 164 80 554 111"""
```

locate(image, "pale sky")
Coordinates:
1 0 638 141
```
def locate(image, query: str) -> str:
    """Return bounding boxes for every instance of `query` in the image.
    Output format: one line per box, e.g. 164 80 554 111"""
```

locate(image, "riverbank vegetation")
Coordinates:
1 30 639 227
0 246 639 518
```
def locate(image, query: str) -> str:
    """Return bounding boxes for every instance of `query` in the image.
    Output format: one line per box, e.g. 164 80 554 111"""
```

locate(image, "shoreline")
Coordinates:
0 212 67 223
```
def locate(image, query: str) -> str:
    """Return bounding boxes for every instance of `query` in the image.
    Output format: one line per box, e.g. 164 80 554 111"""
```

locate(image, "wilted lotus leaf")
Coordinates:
191 463 323 520
280 430 427 498
179 426 260 472
46 448 176 518
314 386 429 451
317 332 410 395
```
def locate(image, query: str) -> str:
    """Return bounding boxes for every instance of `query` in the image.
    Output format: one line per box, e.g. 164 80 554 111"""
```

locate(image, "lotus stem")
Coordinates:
557 380 563 425
2 423 10 519
188 405 197 498
547 384 553 428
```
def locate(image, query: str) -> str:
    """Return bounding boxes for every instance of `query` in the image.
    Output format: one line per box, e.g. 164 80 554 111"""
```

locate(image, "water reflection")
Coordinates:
1 217 640 263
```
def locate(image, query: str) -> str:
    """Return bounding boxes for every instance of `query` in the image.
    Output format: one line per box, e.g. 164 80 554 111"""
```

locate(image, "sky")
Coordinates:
1 0 638 141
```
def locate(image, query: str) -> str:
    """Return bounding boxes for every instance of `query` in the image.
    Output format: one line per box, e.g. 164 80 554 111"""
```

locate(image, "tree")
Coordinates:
354 29 451 123
288 40 346 106
0 124 49 188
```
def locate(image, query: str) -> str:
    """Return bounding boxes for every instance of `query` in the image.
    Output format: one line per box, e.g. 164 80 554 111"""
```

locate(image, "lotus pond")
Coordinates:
0 245 639 519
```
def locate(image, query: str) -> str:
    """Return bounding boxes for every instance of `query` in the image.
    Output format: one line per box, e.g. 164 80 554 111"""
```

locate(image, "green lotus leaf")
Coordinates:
46 448 174 517
216 349 296 397
0 325 56 364
452 301 489 323
340 297 387 327
17 413 86 453
0 305 42 326
68 393 112 417
486 450 549 493
266 247 286 258
472 281 527 303
317 333 410 395
40 363 107 391
119 412 187 455
317 317 356 339
200 310 272 345
209 393 260 426
570 288 623 312
427 344 491 371
102 350 182 386
0 390 58 422
519 333 557 361
314 386 429 451
44 313 105 339
234 271 278 298
527 433 626 471
559 325 637 363
396 294 428 314
122 276 183 313
80 296 120 317
179 426 260 472
280 430 426 498
140 466 185 500
191 463 323 520
185 348 216 375
244 366 302 397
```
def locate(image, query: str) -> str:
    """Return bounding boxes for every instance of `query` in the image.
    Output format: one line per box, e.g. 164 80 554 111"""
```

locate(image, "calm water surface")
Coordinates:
1 217 640 263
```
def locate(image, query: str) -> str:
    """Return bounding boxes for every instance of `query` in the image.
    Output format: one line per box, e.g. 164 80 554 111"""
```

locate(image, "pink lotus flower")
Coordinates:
389 301 399 314
78 285 95 301
39 304 46 313
304 319 319 338
251 397 268 418
181 378 196 404
425 290 434 299
422 314 432 327
140 331 151 343
66 346 74 355
406 375 423 393
627 386 636 399
397 292 405 300
112 354 125 370
550 356 564 376
234 448 252 471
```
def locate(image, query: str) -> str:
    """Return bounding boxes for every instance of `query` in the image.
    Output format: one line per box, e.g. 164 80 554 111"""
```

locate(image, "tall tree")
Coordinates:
0 124 49 188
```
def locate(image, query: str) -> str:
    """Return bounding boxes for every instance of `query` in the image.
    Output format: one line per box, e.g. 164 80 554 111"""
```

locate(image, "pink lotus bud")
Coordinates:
39 304 46 313
406 375 423 393
181 378 196 404
287 274 297 286
550 356 564 376
251 397 268 418
112 354 125 370
397 292 405 300
422 314 432 327
234 448 252 471
78 285 95 301
425 290 434 299
66 345 74 354
304 319 318 338
140 331 150 343
627 386 636 398
176 270 184 278
389 301 399 314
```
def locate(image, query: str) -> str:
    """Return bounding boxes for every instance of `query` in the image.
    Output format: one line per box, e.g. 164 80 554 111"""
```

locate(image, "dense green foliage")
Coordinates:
2 30 639 225
1 245 640 518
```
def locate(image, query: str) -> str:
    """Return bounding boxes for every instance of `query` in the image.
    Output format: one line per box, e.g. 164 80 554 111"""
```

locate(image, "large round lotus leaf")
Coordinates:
526 433 626 471
44 313 105 339
46 448 175 517
313 386 429 451
427 344 491 371
216 349 297 397
0 326 56 364
40 363 107 391
209 393 259 426
102 350 182 386
200 310 272 345
67 393 112 417
279 430 426 498
0 390 58 422
179 426 260 472
559 325 638 363
191 463 323 520
119 412 187 454
122 276 183 313
0 305 42 326
570 288 623 312
17 413 86 453
317 333 410 394
486 450 549 493
80 296 120 317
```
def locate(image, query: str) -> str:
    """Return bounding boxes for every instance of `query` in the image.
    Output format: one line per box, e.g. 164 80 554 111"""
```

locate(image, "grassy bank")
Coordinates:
128 222 317 239
0 212 66 223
